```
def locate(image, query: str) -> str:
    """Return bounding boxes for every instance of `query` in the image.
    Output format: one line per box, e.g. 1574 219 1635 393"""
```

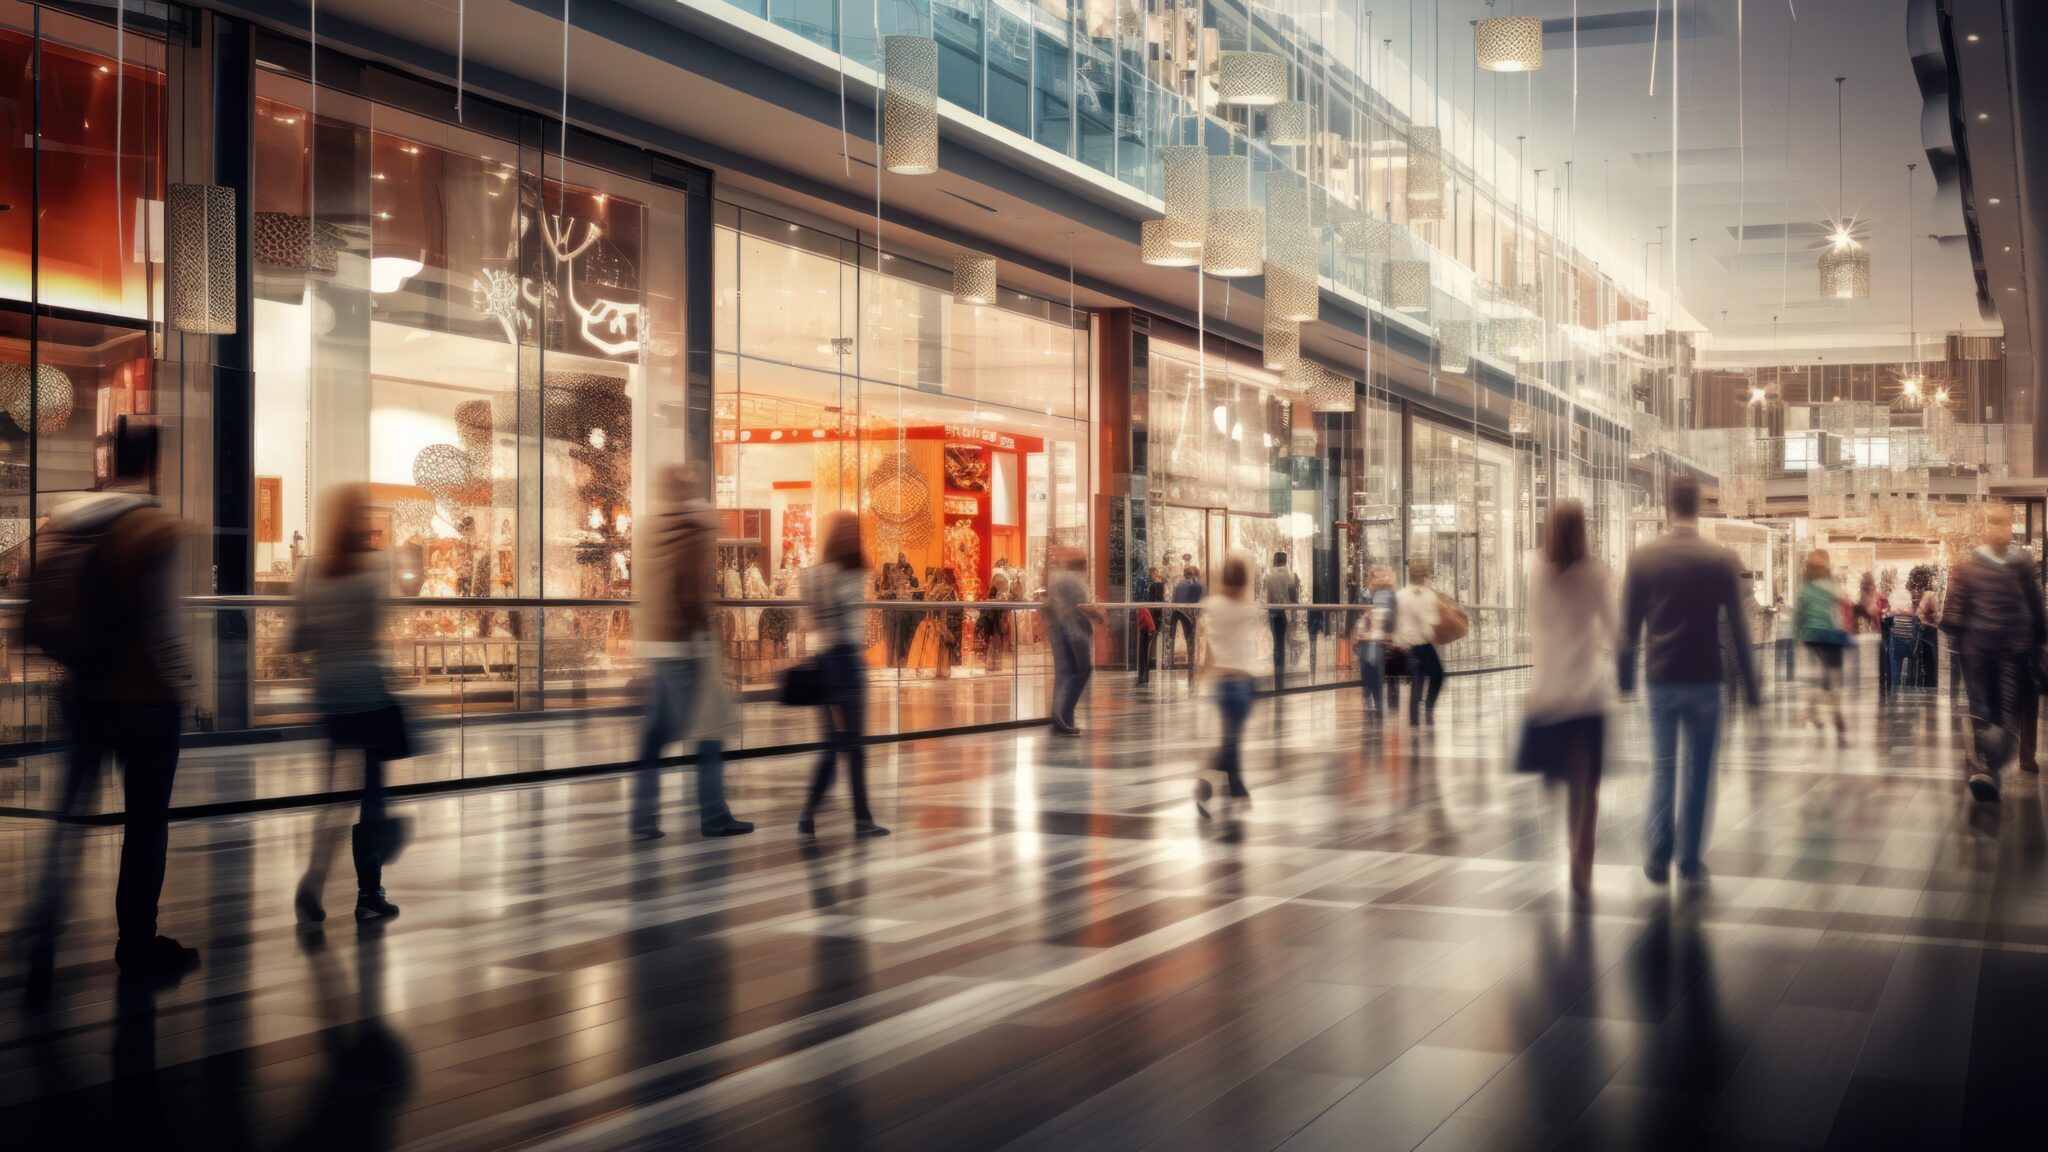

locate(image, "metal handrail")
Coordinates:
0 597 1401 612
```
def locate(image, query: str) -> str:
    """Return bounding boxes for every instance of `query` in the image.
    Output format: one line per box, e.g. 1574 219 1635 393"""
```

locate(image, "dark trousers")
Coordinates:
1175 612 1199 683
804 646 873 822
1963 652 2029 778
1137 624 1158 683
632 656 731 834
1269 611 1289 689
1213 676 1254 797
1052 633 1093 729
1408 643 1445 723
35 700 182 948
1356 641 1386 712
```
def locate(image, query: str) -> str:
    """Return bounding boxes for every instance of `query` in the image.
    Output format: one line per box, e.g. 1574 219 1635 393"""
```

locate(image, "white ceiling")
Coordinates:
1412 0 1993 354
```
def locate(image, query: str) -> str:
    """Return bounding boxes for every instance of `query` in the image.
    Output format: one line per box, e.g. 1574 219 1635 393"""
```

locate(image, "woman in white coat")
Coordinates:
1520 500 1617 898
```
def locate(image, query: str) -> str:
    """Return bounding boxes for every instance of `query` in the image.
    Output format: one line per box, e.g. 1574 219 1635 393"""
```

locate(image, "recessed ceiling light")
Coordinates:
2008 287 2017 293
2006 245 2013 253
1967 33 1981 42
1978 112 1990 121
1990 197 2002 205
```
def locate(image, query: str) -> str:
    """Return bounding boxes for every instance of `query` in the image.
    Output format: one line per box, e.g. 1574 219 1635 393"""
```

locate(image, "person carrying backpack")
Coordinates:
26 419 196 985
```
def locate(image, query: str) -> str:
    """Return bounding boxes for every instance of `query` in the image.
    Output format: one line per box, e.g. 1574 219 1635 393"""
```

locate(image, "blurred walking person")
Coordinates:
1884 585 1919 696
1796 549 1852 746
799 512 889 838
1519 502 1616 898
26 419 197 982
1046 551 1103 735
1170 563 1204 686
1136 565 1166 686
1940 517 2046 802
1264 551 1301 689
1352 565 1398 719
1194 553 1260 820
632 463 753 841
1619 477 1759 887
1394 561 1446 725
293 485 412 923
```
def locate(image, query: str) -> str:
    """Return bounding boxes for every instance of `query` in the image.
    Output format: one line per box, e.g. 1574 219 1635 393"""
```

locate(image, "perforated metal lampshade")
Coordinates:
1204 208 1264 278
1265 261 1319 323
1338 216 1393 253
1218 51 1288 107
1208 153 1252 209
882 35 940 175
1819 245 1871 300
1141 220 1201 268
1264 318 1299 371
1438 320 1472 373
1406 127 1442 202
1476 16 1544 72
1159 145 1209 249
954 254 998 304
167 182 238 334
1387 259 1431 312
1268 101 1312 147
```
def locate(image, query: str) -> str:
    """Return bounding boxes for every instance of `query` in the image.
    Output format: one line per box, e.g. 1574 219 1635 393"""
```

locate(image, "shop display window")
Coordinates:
712 202 1088 683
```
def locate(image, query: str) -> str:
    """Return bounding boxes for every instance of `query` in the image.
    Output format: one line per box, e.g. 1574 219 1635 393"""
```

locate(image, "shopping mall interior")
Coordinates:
4 0 2048 1147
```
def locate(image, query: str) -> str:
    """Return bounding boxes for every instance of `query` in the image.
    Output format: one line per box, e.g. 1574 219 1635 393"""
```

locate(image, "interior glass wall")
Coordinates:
248 56 689 730
0 1 170 751
712 201 1090 707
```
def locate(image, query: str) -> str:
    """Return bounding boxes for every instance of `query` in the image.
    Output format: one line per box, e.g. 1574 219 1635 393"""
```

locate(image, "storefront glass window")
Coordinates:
712 202 1089 687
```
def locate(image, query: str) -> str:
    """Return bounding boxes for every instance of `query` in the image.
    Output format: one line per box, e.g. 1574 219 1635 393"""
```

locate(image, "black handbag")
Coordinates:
778 659 828 706
353 816 412 867
331 702 414 761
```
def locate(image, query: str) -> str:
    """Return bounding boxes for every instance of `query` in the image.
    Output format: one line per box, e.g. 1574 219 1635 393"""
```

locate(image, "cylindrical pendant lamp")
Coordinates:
167 182 238 334
1218 51 1287 106
1159 145 1209 249
1264 318 1299 371
882 35 941 175
1141 220 1201 267
1406 127 1442 201
1490 316 1541 359
1477 16 1543 73
1266 261 1319 323
1819 245 1870 300
1439 320 1472 373
1204 208 1264 278
1338 216 1393 253
1268 101 1312 147
1387 259 1431 312
1208 153 1252 209
954 253 997 304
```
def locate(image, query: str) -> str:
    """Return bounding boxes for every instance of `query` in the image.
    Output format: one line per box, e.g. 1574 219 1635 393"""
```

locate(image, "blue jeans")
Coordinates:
633 656 730 833
1645 682 1723 876
1051 633 1093 729
1886 629 1917 691
1355 641 1386 711
1213 676 1254 796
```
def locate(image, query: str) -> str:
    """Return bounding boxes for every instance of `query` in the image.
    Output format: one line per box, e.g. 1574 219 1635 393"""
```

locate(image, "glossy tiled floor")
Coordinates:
2 653 2044 1150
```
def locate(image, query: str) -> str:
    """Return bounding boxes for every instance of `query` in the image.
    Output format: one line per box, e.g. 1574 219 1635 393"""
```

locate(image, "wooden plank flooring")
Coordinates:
3 660 2047 1150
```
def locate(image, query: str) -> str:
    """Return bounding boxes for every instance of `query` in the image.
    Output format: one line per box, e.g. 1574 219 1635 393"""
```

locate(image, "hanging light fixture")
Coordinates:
167 182 237 334
882 35 940 175
1476 2 1543 72
1204 209 1264 278
1439 320 1472 373
1387 258 1431 312
1269 101 1312 147
1159 144 1208 249
953 253 997 304
1819 76 1869 300
1406 126 1443 201
1205 154 1261 278
1490 316 1542 359
1265 318 1299 370
1141 220 1201 267
1218 51 1287 106
0 362 74 434
1338 216 1393 253
1294 360 1352 412
1266 262 1319 323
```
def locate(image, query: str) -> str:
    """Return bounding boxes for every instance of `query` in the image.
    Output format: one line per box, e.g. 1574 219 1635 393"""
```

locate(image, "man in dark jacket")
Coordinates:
1170 564 1205 687
1618 477 1758 887
632 462 753 840
1941 518 2046 801
1136 566 1166 686
28 420 196 984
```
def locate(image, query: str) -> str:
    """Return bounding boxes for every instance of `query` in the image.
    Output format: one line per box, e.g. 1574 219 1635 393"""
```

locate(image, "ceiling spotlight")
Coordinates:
1990 198 2002 205
1749 386 1766 405
1967 33 1982 42
1978 112 1990 121
1831 229 1853 248
2005 245 2013 252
